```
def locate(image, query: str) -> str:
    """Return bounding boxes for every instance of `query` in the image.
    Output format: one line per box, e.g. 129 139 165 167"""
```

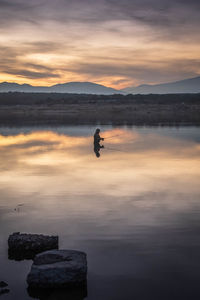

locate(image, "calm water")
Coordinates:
0 126 200 300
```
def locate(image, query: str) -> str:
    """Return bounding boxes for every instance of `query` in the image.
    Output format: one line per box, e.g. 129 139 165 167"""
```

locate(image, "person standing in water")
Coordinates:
94 128 104 145
94 128 104 158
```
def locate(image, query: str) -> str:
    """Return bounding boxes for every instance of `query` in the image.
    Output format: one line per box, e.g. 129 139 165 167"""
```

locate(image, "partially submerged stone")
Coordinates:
27 250 87 288
0 282 9 296
0 282 8 288
8 232 58 260
27 286 87 300
0 289 10 296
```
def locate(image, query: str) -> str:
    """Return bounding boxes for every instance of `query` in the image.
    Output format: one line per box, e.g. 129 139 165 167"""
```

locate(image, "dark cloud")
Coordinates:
0 43 61 79
0 42 63 59
106 0 200 21
0 0 41 28
23 63 54 72
0 0 199 85
0 0 200 33
3 69 60 79
0 0 29 9
65 58 200 84
25 41 63 53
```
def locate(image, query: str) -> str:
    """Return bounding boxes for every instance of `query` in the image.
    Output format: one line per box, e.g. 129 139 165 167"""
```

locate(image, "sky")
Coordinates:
0 0 200 89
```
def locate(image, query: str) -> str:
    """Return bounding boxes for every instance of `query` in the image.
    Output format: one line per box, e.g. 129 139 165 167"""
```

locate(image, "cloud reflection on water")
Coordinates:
0 127 200 300
0 128 199 213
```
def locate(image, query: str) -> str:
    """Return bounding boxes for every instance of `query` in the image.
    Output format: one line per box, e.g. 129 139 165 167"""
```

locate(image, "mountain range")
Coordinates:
0 76 200 94
122 76 200 94
0 82 118 94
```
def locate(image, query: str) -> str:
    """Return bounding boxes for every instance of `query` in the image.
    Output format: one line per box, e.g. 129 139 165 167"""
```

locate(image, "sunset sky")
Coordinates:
0 0 200 89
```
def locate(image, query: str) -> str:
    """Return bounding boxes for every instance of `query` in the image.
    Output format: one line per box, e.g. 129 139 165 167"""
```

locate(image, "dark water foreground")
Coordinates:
0 125 200 300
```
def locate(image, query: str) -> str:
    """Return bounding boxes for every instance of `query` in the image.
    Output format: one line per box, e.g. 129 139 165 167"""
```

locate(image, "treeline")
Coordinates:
0 92 199 106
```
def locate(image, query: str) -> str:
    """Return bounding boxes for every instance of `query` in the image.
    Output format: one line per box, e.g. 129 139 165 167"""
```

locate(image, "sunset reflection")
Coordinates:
0 128 199 215
0 126 200 300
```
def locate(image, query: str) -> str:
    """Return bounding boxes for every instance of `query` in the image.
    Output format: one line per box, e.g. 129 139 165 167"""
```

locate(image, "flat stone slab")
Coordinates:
8 232 58 260
27 250 87 288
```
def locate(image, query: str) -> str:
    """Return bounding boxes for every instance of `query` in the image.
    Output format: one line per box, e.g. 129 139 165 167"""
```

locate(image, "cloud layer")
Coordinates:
0 0 200 88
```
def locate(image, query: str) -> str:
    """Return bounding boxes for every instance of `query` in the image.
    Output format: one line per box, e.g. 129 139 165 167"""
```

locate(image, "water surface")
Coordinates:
0 126 200 299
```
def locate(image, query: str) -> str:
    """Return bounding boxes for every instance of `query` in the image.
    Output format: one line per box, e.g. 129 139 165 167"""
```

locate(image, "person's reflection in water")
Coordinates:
93 128 104 158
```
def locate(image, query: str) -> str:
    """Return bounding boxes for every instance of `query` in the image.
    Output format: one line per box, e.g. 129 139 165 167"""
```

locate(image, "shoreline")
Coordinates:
0 92 199 126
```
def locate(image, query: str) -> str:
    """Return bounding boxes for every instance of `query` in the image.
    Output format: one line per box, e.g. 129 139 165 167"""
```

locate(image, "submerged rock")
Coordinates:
27 285 87 300
0 283 9 296
27 250 87 288
0 282 8 288
0 288 10 296
8 232 58 260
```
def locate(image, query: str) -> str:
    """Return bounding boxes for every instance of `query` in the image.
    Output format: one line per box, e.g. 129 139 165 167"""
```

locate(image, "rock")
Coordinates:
0 288 10 296
0 282 8 288
27 286 87 300
27 250 87 288
0 282 9 296
8 232 58 260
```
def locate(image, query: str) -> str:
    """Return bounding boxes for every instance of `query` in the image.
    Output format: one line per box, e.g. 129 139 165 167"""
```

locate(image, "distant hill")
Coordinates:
49 82 118 94
1 76 200 95
123 76 200 94
0 81 119 95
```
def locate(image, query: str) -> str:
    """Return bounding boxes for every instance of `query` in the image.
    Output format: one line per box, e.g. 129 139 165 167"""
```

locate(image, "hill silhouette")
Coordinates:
1 76 200 94
123 76 200 94
0 81 119 94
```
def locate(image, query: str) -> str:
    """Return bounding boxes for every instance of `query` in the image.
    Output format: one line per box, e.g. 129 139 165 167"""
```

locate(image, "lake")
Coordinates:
0 125 200 300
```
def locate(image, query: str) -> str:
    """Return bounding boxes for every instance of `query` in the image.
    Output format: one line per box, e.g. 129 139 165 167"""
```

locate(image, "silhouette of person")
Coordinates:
94 128 104 158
